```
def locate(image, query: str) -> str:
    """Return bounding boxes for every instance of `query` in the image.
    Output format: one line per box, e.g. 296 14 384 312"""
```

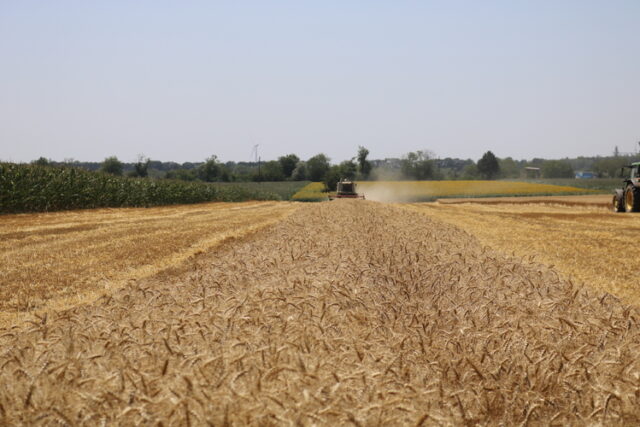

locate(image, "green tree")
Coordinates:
101 156 124 176
541 160 574 178
324 165 342 191
477 151 500 179
341 160 357 180
593 156 633 178
357 146 372 179
401 151 436 180
291 161 307 181
198 155 221 182
261 160 285 181
32 157 50 166
278 154 300 178
498 157 520 179
166 168 197 181
306 154 330 181
461 163 479 179
130 156 150 178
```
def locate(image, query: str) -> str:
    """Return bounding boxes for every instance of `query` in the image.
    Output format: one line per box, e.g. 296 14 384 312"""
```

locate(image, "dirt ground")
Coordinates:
1 200 639 425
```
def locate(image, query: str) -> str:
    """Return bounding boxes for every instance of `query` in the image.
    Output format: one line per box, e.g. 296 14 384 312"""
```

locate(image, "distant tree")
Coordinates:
341 160 357 180
130 155 150 178
614 146 620 157
436 157 474 179
101 156 124 176
278 154 300 179
498 157 520 179
356 146 372 179
593 156 631 178
306 154 331 181
324 165 342 191
198 155 221 182
219 167 232 182
401 151 436 180
541 160 574 178
461 163 479 179
291 161 307 181
32 157 50 166
166 168 197 181
261 160 285 181
477 151 500 179
324 159 357 190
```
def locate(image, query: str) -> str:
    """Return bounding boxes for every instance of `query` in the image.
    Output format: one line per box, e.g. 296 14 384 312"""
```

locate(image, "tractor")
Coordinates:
329 179 365 200
613 162 640 212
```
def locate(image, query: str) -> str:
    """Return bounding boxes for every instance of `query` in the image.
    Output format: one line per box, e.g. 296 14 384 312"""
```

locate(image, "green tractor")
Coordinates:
613 162 640 212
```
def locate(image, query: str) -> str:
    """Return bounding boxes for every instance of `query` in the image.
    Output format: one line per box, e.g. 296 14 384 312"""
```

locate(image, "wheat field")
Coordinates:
405 199 640 307
357 180 597 202
0 201 298 326
1 200 639 425
438 194 611 208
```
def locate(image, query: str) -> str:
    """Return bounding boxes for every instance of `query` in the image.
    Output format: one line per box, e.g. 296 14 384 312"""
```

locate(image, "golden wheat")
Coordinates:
438 194 611 208
405 199 640 305
0 200 639 425
0 201 298 325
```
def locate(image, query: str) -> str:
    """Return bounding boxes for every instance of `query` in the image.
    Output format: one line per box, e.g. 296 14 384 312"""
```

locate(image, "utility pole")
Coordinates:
251 144 261 182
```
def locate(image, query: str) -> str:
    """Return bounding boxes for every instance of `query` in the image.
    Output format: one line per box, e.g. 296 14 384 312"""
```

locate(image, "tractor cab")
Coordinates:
337 181 356 195
613 162 640 212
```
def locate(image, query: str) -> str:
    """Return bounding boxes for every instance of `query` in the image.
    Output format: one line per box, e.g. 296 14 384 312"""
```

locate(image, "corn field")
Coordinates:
0 163 290 213
1 200 639 425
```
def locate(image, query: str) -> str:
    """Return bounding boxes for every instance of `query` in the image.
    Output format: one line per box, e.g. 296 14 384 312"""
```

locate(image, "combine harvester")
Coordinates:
329 179 365 200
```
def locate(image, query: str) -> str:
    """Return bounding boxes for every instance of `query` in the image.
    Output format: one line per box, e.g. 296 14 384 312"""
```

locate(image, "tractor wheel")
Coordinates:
624 186 640 212
613 191 625 212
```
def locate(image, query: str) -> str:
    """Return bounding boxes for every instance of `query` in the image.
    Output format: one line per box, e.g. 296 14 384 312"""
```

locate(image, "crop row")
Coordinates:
0 163 292 213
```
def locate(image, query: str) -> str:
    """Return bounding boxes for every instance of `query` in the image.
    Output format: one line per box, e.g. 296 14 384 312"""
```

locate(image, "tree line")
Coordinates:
30 147 639 190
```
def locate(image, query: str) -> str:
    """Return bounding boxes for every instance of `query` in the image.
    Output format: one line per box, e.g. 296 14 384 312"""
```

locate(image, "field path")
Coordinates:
1 201 639 425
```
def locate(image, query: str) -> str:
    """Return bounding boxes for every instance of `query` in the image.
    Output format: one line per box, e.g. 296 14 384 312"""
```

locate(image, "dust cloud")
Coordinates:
357 182 435 203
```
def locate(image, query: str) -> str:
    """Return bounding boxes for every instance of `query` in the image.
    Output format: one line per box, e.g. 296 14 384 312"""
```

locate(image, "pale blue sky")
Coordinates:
1 1 639 163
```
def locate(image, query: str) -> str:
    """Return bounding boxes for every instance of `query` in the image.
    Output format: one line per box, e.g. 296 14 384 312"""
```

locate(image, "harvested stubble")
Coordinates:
1 201 640 425
0 201 297 325
405 201 640 307
437 194 611 208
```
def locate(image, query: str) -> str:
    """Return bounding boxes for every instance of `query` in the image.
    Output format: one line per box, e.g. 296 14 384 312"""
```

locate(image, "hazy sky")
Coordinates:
1 1 639 163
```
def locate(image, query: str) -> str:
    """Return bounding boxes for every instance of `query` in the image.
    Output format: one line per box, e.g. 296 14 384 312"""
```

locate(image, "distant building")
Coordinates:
524 167 541 178
575 171 596 179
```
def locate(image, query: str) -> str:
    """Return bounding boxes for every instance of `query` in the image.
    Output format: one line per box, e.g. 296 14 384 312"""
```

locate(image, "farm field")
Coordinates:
291 182 328 201
0 201 298 325
405 197 640 306
439 194 611 208
357 180 598 202
290 180 601 203
509 178 620 191
0 163 307 213
1 200 640 424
